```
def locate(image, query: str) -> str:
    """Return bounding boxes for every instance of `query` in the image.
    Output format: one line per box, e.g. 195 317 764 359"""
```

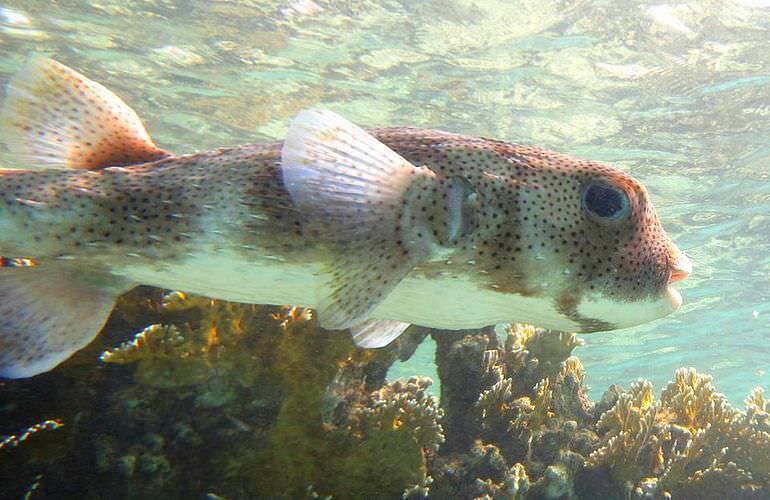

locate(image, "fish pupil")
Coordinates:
582 182 629 221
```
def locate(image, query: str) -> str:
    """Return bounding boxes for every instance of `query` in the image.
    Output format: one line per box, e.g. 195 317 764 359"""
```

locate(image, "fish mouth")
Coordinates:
666 253 692 310
669 253 692 283
666 286 683 310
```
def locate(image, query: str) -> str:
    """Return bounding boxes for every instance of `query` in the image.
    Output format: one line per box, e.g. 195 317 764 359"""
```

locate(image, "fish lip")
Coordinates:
666 285 683 310
668 253 692 284
669 269 689 283
665 253 690 310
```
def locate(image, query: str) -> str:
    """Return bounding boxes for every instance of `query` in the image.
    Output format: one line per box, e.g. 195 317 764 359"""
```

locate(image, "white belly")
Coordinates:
121 249 322 307
376 275 577 330
121 249 579 331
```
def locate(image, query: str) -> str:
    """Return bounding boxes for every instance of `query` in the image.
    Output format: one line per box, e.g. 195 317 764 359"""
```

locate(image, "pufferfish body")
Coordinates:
0 57 690 378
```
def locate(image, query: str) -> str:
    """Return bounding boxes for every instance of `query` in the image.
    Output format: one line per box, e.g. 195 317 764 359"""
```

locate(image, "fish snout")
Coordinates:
669 253 692 283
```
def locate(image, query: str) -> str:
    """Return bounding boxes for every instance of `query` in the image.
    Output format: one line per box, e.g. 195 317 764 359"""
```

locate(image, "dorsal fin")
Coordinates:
0 57 169 170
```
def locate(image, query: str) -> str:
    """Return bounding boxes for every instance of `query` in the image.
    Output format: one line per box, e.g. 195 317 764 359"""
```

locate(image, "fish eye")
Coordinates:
581 181 630 222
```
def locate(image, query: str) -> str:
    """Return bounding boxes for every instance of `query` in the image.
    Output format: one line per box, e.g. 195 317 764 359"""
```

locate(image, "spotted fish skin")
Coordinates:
0 58 691 378
372 127 683 331
1 128 683 325
0 144 290 262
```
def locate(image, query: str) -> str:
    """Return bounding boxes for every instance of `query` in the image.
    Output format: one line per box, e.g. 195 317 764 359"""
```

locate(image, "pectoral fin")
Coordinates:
0 262 128 378
281 109 436 330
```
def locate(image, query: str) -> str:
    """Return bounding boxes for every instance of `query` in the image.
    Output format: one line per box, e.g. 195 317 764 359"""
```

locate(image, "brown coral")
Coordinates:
3 288 770 500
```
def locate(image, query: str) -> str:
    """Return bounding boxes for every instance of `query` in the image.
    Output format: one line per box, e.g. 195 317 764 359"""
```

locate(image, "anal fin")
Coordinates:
351 319 411 348
0 262 128 378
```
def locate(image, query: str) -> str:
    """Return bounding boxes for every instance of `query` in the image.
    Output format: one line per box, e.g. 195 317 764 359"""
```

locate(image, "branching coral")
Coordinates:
100 324 186 365
103 292 275 387
485 326 591 456
0 419 63 452
660 397 770 498
4 286 770 500
322 376 444 499
745 387 770 432
67 287 432 498
431 323 593 499
583 368 770 500
99 323 214 388
430 442 531 500
659 367 730 431
442 344 770 500
503 324 583 397
358 376 444 454
550 357 592 426
589 380 664 486
434 324 587 452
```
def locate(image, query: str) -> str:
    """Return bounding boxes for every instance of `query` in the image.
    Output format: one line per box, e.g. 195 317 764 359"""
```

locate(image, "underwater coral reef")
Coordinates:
0 290 768 499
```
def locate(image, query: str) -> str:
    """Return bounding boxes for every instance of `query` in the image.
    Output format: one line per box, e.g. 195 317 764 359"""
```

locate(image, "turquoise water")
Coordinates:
3 2 770 499
0 1 769 401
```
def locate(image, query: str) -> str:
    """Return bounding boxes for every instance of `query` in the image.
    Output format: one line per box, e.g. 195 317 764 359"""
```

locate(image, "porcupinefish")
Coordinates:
0 58 691 378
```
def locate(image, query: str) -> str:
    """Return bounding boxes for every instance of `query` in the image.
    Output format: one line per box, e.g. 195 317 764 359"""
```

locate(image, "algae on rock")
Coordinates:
104 291 439 499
